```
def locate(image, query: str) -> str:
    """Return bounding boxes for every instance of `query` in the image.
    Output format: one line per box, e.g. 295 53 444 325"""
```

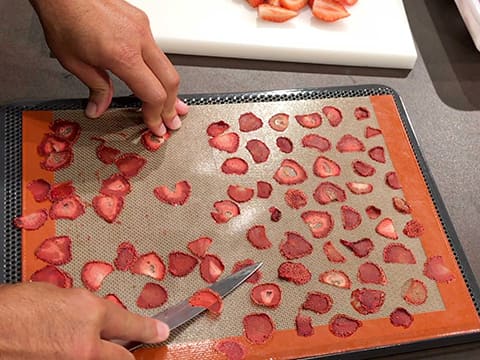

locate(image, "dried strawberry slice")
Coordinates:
329 314 362 338
351 288 385 315
276 137 293 153
301 134 331 152
403 219 424 238
215 340 247 360
354 106 370 120
358 262 386 285
341 205 362 230
187 237 213 258
130 252 166 281
393 196 411 214
27 179 51 202
168 251 198 277
340 238 374 258
50 196 85 220
114 242 138 271
154 180 191 206
247 225 272 249
250 283 282 308
34 236 72 265
189 288 223 315
30 265 73 288
352 160 376 177
322 106 343 127
50 119 80 143
269 206 282 222
385 171 402 189
302 291 333 314
273 159 308 185
301 210 334 238
100 174 131 197
209 132 240 153
368 146 386 163
313 182 346 205
141 130 170 152
284 188 307 209
365 126 382 138
115 153 146 178
295 313 314 337
81 261 114 292
278 261 311 285
104 294 127 309
207 120 230 137
13 209 48 230
137 283 168 309
279 231 313 260
323 241 346 263
96 142 121 164
365 205 381 219
401 278 427 305
232 259 262 284
246 139 270 163
313 156 341 178
256 181 273 199
41 150 74 171
319 270 351 289
221 158 249 175
383 243 416 264
211 200 240 224
268 113 289 132
336 134 365 153
346 182 373 195
423 256 455 283
295 112 322 128
243 313 275 344
390 308 414 328
92 194 123 223
375 218 398 239
200 254 225 283
227 185 254 203
239 112 263 132
48 181 76 202
37 134 71 156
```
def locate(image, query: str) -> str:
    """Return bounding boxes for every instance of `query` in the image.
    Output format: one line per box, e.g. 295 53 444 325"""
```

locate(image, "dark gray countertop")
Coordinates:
1 0 479 358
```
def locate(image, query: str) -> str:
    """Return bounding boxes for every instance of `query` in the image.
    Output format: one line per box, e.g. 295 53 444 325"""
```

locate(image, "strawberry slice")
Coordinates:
131 252 166 281
250 283 282 308
319 270 351 289
351 288 385 315
92 194 124 223
243 313 275 345
281 0 308 10
322 106 343 127
354 106 370 120
34 236 72 265
365 126 382 138
385 171 402 189
246 139 270 163
269 206 282 222
279 231 313 260
313 156 341 178
168 251 199 277
27 179 51 202
48 181 76 202
96 142 121 165
37 134 71 156
137 283 168 309
401 278 427 305
200 254 225 283
423 256 455 283
323 241 346 263
114 242 138 271
311 0 350 22
258 4 298 22
336 134 365 153
329 314 362 338
358 262 387 285
273 159 308 185
340 238 374 258
313 182 346 204
215 340 247 360
232 259 262 284
393 196 411 214
50 119 80 143
301 210 334 238
207 120 230 137
346 181 373 195
209 132 240 153
227 185 254 203
383 243 416 264
403 219 424 238
40 150 74 171
302 291 333 314
268 113 289 132
104 294 127 309
294 112 322 128
247 225 272 249
141 130 170 152
390 308 414 329
221 158 249 175
189 288 223 315
30 265 73 288
211 200 240 223
187 237 213 258
375 218 398 240
352 160 376 177
334 0 358 5
154 180 191 206
276 137 293 153
50 196 85 220
296 313 314 337
100 174 131 197
115 153 147 178
284 188 308 209
302 134 331 152
278 261 312 285
81 261 114 292
14 209 48 230
341 205 361 230
239 112 263 132
256 181 273 198
368 146 386 163
365 205 381 219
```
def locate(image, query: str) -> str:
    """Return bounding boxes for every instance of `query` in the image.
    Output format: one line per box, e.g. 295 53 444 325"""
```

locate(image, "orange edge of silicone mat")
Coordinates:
20 95 480 360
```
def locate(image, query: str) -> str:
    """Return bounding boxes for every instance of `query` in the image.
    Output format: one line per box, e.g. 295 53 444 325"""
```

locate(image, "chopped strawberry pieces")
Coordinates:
251 283 282 308
130 252 166 281
354 106 370 120
302 134 331 152
401 278 427 305
48 181 76 202
352 160 376 177
243 313 275 344
390 308 414 329
100 174 131 197
273 159 308 185
322 105 343 127
278 261 312 285
168 251 198 277
365 126 382 138
40 150 74 171
346 181 373 195
211 200 240 223
302 291 333 314
209 132 240 153
365 205 381 219
50 119 80 143
50 196 85 220
311 0 350 22
268 113 289 132
313 182 346 205
375 218 398 240
34 236 72 265
284 188 308 209
92 194 123 223
281 0 308 11
269 206 282 222
383 243 416 264
295 112 322 128
256 181 273 199
27 179 51 202
30 265 73 288
336 134 365 153
329 314 362 337
221 158 249 175
301 210 334 238
341 205 362 230
423 256 455 283
96 142 121 164
403 219 425 238
358 262 387 285
215 340 247 360
246 139 270 163
154 180 191 206
340 238 374 258
187 237 213 258
247 225 272 249
258 4 298 22
137 283 168 309
81 261 114 292
279 231 313 260
114 242 138 271
200 254 225 283
276 137 293 153
295 313 314 337
37 134 71 156
189 288 223 315
393 196 411 214
115 153 146 178
232 259 262 284
239 112 263 132
319 270 351 289
313 156 341 178
351 288 385 315
14 209 48 230
104 294 127 309
323 241 346 263
368 146 386 163
141 130 170 152
207 120 230 137
385 171 402 189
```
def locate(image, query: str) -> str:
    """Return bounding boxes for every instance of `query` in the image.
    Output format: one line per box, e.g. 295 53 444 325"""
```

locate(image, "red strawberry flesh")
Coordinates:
247 225 272 249
137 283 168 309
390 308 414 328
130 252 166 281
243 313 275 344
81 261 114 292
211 200 240 224
322 105 343 127
301 210 334 238
279 231 313 260
329 314 362 338
302 134 331 152
154 180 191 206
256 181 273 199
50 196 85 220
276 137 293 153
187 237 213 258
336 134 365 153
114 242 138 271
295 112 322 128
239 112 263 132
251 283 282 308
319 270 351 289
115 153 146 178
209 132 240 153
313 182 346 205
313 156 341 178
27 179 51 202
340 238 374 258
14 209 48 230
302 291 333 314
273 159 308 185
30 265 73 288
189 288 223 315
383 243 416 264
227 185 254 203
296 313 314 337
278 261 311 285
34 236 72 265
358 262 387 285
246 139 270 163
92 194 123 223
207 120 230 137
200 254 225 283
168 251 198 277
221 158 249 175
423 256 455 283
351 288 385 315
100 174 131 197
284 188 307 209
268 113 289 131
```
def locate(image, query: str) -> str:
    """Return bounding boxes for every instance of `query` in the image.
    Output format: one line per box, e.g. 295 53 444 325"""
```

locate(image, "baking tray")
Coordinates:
1 85 480 359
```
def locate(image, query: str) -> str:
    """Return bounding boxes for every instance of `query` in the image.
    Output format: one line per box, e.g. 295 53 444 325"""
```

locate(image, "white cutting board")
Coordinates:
127 0 417 69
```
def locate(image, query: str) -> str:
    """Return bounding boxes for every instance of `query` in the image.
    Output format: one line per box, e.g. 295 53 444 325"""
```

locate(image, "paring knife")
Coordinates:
123 261 263 352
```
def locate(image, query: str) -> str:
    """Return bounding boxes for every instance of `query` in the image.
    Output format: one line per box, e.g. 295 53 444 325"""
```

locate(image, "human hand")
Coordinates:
30 0 188 136
0 282 169 360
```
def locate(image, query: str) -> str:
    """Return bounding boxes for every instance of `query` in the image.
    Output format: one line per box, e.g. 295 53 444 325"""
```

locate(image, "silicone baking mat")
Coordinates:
2 85 480 359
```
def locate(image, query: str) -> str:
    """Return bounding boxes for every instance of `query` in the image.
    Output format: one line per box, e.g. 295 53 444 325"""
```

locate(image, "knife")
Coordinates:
122 261 263 352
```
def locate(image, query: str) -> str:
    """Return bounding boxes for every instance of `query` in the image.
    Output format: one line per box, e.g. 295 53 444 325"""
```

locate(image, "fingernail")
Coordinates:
152 123 167 137
170 115 182 130
155 321 170 342
176 98 189 115
85 101 98 118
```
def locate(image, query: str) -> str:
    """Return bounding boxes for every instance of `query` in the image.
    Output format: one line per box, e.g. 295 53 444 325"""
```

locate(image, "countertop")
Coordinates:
1 0 479 359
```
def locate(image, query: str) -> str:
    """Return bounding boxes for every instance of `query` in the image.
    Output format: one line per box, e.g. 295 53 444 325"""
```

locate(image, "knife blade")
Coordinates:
123 261 263 352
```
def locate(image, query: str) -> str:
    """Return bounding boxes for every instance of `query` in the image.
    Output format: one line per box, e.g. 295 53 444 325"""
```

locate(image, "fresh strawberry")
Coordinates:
27 179 51 202
211 200 240 223
301 210 334 238
50 195 87 220
187 237 213 258
296 314 314 337
313 156 341 178
104 294 127 309
30 265 73 288
130 252 166 281
95 142 121 165
250 283 282 308
246 139 270 163
137 283 168 309
100 174 131 197
48 181 76 202
284 188 308 209
278 261 311 285
341 205 361 230
258 4 298 23
243 313 275 345
200 254 225 283
238 112 263 132
340 238 374 258
383 243 416 264
114 242 138 271
221 158 249 175
168 251 199 277
365 205 381 219
295 112 322 128
322 106 343 127
232 259 262 284
40 150 74 171
92 194 123 223
319 270 351 289
13 209 48 230
247 225 272 249
141 130 170 152
313 181 346 204
358 262 387 285
227 185 254 203
247 0 265 7
365 126 382 138
34 236 72 265
207 120 230 137
189 288 223 315
368 146 386 163
401 278 427 305
50 119 80 143
336 134 365 153
322 241 346 263
423 256 455 283
302 291 333 314
276 137 293 153
354 106 370 120
279 231 313 260
346 181 373 195
257 181 273 198
209 132 240 153
385 171 402 189
352 160 376 177
302 134 331 152
281 0 308 11
350 288 385 315
311 0 350 22
154 180 191 206
392 196 411 214
273 159 308 185
115 153 147 178
390 308 413 329
375 218 398 240
37 134 71 156
81 261 114 292
268 113 289 132
329 314 362 338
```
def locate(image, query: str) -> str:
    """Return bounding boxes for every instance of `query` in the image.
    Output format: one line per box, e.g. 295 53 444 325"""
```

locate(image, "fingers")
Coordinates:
175 98 189 116
97 340 135 360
